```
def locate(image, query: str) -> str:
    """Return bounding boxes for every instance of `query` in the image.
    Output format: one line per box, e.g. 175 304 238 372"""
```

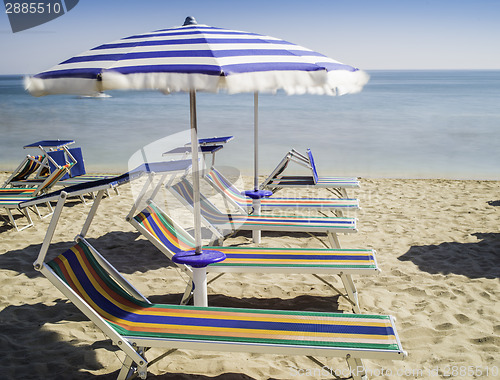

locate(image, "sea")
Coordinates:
1 70 499 180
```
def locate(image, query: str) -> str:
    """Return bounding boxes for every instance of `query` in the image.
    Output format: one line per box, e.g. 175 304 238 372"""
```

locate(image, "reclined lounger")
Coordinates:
205 166 359 215
0 164 73 231
36 235 405 380
129 201 378 312
1 154 46 188
168 178 357 248
261 149 360 198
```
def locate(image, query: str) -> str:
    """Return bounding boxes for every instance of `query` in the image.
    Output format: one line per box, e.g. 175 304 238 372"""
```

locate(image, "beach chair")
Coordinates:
0 162 74 196
205 166 359 216
1 154 47 187
261 149 360 198
13 147 118 203
34 191 406 380
168 178 357 248
129 201 378 312
9 146 77 186
0 163 73 231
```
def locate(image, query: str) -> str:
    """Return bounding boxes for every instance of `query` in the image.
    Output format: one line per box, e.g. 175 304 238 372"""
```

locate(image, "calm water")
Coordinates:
1 71 499 179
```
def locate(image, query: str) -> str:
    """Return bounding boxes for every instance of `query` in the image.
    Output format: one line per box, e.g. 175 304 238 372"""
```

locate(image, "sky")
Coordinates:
0 0 499 74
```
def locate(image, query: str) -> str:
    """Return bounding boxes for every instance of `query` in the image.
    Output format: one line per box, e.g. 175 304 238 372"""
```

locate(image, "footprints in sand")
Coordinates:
453 313 472 324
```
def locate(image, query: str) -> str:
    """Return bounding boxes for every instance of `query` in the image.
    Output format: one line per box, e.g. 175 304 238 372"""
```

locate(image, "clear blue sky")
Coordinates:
1 0 499 74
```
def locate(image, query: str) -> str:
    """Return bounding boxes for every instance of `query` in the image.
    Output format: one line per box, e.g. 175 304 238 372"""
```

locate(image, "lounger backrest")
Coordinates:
170 179 230 224
307 149 319 184
67 147 86 177
205 168 245 203
10 155 44 182
273 153 291 179
47 241 152 327
259 153 293 188
133 203 195 256
35 163 73 195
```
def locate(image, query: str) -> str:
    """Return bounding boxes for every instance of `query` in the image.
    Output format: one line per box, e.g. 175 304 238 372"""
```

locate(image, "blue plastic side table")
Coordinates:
173 249 226 306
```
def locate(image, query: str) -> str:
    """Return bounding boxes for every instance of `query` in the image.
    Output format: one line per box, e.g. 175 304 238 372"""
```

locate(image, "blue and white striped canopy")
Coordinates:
26 18 368 97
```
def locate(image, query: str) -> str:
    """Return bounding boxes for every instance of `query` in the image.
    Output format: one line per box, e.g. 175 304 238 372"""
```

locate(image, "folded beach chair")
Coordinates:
168 178 357 248
205 166 359 215
129 201 378 312
34 191 406 380
0 163 73 231
261 149 360 198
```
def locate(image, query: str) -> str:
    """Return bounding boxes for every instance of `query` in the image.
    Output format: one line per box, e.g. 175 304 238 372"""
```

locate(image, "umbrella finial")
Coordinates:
183 16 197 26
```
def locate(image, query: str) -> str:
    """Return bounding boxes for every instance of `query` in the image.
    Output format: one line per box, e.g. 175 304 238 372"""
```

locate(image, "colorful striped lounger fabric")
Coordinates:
8 155 45 182
44 240 405 379
205 168 360 212
0 164 72 231
0 188 38 196
170 180 357 235
132 203 377 312
135 203 376 272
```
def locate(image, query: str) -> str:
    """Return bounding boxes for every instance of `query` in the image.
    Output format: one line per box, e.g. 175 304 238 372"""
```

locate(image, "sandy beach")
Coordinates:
1 171 499 379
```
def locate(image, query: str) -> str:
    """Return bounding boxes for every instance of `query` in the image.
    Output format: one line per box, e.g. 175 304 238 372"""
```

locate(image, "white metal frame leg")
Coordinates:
340 273 360 313
346 355 367 380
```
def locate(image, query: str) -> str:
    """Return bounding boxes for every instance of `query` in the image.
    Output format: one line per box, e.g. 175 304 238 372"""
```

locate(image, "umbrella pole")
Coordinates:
189 90 203 254
252 91 262 243
254 91 259 191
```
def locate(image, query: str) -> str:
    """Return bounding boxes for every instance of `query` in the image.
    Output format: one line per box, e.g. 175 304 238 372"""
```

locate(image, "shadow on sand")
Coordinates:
398 232 500 279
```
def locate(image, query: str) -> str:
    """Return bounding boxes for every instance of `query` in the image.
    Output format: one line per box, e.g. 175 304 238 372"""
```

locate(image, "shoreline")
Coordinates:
1 173 499 379
1 169 499 182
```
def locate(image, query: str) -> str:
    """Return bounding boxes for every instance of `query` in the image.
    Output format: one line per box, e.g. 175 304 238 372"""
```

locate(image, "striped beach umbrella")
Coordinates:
26 16 368 97
25 17 368 305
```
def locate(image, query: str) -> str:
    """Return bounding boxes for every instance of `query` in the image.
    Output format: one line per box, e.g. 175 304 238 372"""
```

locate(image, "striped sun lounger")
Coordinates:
205 166 359 215
169 178 357 248
11 147 115 201
38 237 406 380
261 149 360 198
0 164 73 231
2 163 73 196
129 201 379 312
1 154 47 187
